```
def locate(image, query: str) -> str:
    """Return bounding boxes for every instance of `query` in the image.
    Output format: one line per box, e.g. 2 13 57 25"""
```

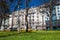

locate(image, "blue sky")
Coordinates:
7 0 49 12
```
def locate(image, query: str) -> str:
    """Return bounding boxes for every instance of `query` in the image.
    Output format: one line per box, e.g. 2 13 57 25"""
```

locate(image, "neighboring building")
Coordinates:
0 16 9 30
46 5 60 30
52 5 60 29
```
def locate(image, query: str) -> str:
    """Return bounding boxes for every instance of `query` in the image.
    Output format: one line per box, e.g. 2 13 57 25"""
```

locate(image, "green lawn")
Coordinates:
0 31 60 40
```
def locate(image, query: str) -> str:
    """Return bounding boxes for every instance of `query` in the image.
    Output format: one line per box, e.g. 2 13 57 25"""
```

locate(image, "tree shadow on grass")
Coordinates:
0 32 19 37
0 32 36 38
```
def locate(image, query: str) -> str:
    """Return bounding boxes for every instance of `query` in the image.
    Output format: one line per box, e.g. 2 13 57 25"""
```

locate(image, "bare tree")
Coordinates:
46 0 59 30
25 0 31 32
17 0 22 33
39 0 60 30
0 0 9 30
9 0 22 33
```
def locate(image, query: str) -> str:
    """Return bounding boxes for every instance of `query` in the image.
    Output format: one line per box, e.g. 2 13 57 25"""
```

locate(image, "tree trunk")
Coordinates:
17 11 20 33
8 16 9 29
49 7 53 30
0 17 2 29
4 18 6 30
26 8 28 32
42 15 44 30
49 14 53 30
49 0 53 30
11 14 14 31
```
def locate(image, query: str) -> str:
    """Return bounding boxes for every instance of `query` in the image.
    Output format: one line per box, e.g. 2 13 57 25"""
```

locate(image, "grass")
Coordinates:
0 31 60 40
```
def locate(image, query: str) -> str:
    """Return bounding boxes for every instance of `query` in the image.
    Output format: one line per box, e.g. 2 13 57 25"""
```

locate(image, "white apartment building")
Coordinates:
0 7 48 30
9 10 26 29
8 7 48 30
28 7 47 30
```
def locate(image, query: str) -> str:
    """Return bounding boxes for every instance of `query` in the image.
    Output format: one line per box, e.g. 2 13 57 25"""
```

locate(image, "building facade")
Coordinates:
1 5 60 30
46 5 60 30
7 7 47 30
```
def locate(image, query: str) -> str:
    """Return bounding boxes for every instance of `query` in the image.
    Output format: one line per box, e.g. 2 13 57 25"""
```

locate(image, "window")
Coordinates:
52 15 56 20
52 21 56 26
45 17 49 21
57 7 59 9
29 19 31 21
37 19 39 21
58 10 60 12
22 24 24 26
32 16 34 18
45 12 48 14
32 23 34 25
29 16 31 18
32 19 34 21
57 6 60 9
58 15 60 19
59 16 60 19
37 16 39 18
47 18 48 20
53 7 55 10
58 13 60 15
32 13 34 15
52 9 56 14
